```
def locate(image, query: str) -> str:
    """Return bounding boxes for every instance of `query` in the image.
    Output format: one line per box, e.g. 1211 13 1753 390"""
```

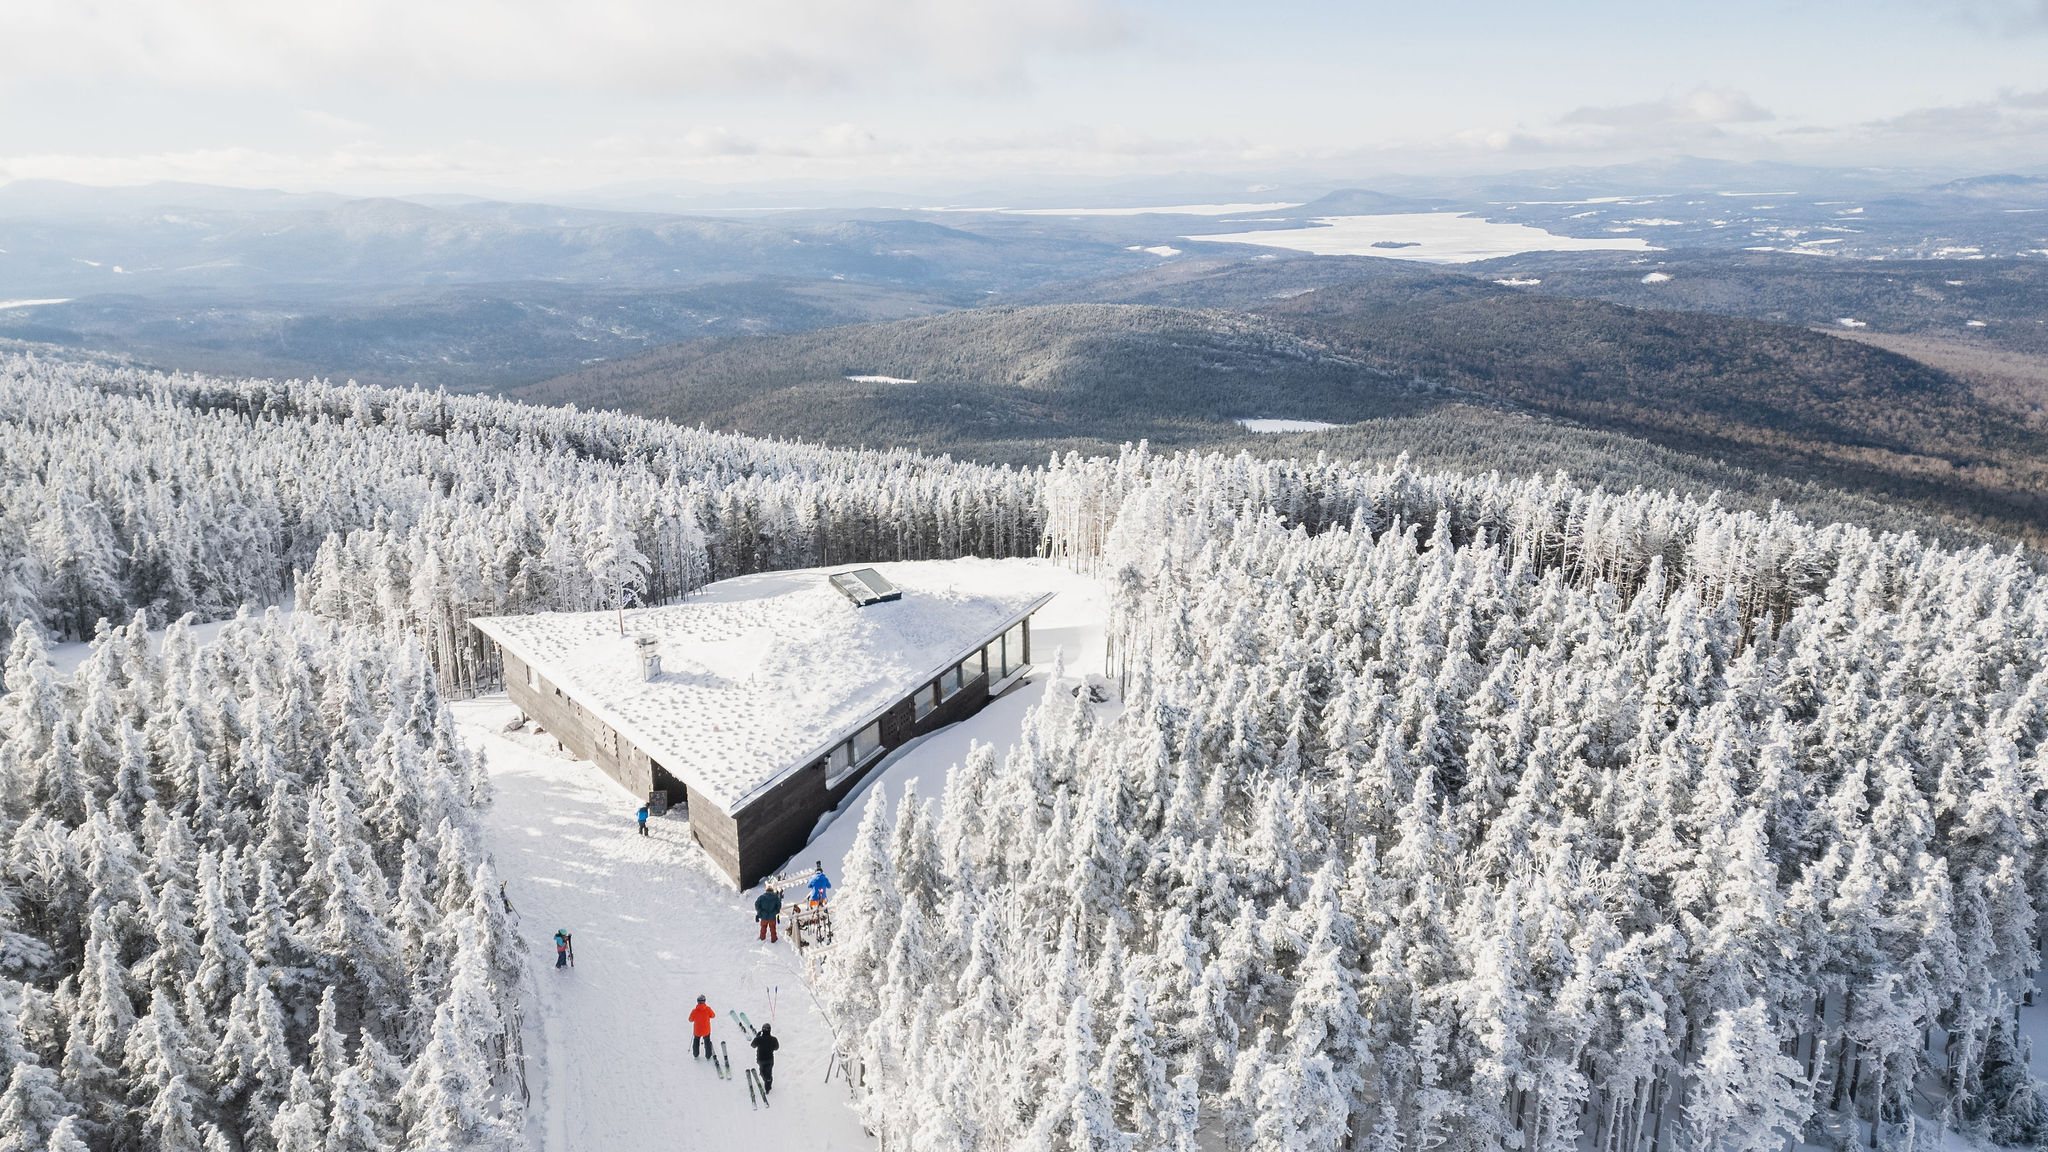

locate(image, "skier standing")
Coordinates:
554 929 572 969
754 886 783 942
689 995 716 1059
807 863 832 906
751 1024 779 1094
636 804 649 836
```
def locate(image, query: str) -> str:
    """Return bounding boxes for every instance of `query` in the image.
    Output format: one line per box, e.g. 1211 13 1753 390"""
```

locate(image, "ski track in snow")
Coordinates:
460 560 1109 1151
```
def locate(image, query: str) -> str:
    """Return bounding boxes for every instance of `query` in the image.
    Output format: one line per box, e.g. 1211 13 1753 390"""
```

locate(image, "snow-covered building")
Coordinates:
471 560 1053 888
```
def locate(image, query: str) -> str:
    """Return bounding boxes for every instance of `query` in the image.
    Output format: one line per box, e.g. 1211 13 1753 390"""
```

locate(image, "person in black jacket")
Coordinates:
751 1024 779 1093
754 887 783 942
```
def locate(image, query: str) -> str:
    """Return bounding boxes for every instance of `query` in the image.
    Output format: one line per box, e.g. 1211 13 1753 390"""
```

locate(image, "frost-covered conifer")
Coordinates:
818 446 2048 1150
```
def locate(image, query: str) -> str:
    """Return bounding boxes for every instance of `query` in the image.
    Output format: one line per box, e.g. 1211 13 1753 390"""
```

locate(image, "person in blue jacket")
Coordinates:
636 804 649 836
807 862 832 906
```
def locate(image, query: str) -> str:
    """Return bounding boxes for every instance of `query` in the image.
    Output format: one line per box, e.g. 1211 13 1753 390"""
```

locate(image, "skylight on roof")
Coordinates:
830 568 902 607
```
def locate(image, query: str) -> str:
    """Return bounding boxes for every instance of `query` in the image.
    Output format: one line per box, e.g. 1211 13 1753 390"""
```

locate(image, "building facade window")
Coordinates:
963 648 986 684
828 720 886 787
915 684 936 719
998 621 1028 679
939 663 964 701
853 720 883 764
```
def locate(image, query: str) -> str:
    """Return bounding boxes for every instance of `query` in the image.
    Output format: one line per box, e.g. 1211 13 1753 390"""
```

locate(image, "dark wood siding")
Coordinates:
506 651 662 801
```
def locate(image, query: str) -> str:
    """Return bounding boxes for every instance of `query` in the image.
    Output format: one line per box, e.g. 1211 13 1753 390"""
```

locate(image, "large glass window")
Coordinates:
852 720 883 767
826 742 855 785
914 685 936 719
999 622 1028 678
939 663 964 701
963 648 987 685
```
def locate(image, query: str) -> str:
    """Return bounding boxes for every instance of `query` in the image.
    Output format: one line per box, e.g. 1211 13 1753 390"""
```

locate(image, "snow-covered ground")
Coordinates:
46 608 287 676
1000 202 1295 216
1236 417 1339 433
1190 212 1655 262
462 701 872 1150
462 559 1108 1150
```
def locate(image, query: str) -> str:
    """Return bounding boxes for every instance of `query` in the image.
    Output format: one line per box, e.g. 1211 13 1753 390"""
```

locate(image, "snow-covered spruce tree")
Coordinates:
0 609 523 1149
0 355 1044 689
821 446 2048 1151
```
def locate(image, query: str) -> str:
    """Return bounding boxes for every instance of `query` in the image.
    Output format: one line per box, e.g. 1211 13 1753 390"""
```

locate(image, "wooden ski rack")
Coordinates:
766 867 837 953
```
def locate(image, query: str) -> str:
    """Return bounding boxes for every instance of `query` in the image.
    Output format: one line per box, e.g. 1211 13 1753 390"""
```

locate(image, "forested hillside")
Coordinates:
0 356 1043 688
1255 405 2016 552
1479 253 2048 356
514 304 1429 462
0 610 522 1151
7 356 2048 1152
824 444 2048 1151
1261 278 2048 532
518 274 2048 543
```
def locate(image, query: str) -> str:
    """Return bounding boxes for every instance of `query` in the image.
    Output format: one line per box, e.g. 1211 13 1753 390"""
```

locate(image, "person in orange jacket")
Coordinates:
689 995 715 1060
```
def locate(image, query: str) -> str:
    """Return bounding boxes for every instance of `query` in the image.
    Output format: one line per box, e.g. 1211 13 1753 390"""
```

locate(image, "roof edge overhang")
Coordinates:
723 589 1057 814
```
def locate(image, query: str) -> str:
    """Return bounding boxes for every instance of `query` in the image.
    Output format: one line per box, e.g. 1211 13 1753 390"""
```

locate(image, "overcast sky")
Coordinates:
2 0 2043 197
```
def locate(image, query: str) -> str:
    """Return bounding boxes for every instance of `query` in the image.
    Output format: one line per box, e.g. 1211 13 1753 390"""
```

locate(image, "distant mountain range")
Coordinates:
6 167 2048 544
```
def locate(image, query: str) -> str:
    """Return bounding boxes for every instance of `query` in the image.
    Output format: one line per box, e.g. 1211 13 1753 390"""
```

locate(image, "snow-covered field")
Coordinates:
1191 212 1655 262
1000 202 1295 216
1236 417 1339 433
46 608 285 675
463 559 1108 1151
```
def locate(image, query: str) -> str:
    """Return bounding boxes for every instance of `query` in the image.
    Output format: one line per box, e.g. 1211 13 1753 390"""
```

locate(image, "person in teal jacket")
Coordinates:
755 887 783 942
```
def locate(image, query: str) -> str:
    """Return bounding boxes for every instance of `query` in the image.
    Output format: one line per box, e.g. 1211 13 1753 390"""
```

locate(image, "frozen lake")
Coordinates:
1236 418 1339 433
1191 212 1656 262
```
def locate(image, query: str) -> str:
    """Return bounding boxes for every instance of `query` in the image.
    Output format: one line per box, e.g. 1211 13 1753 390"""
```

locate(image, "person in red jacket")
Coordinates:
689 995 715 1060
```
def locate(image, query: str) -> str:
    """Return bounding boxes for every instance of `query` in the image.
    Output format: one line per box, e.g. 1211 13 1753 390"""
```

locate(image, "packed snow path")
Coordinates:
461 700 873 1151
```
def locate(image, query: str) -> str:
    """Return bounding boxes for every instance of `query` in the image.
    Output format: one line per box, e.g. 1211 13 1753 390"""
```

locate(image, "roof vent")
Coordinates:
830 568 902 607
633 635 661 680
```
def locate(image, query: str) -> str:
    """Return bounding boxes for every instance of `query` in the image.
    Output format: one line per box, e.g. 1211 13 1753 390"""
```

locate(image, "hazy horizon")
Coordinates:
5 0 2046 198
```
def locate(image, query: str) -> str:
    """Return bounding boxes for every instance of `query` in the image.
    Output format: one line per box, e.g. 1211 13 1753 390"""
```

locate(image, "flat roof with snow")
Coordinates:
471 559 1052 815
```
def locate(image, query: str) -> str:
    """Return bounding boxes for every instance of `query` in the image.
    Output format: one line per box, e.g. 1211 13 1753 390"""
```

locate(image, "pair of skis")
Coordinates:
724 1011 771 1108
705 1041 732 1079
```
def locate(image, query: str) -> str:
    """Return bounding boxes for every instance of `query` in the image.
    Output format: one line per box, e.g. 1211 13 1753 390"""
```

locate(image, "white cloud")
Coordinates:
301 110 374 136
0 144 515 189
1947 0 2048 32
0 0 1128 95
1560 87 1775 129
